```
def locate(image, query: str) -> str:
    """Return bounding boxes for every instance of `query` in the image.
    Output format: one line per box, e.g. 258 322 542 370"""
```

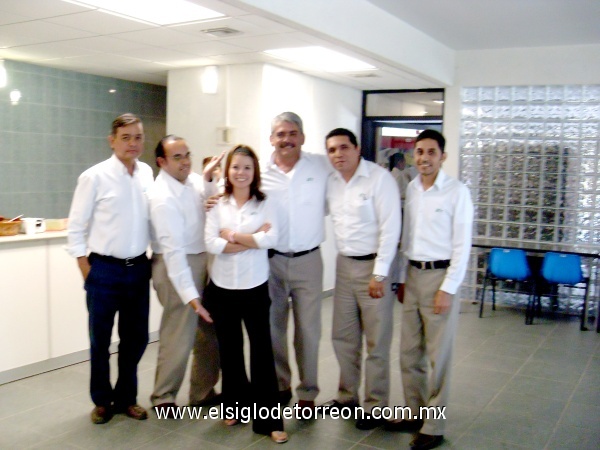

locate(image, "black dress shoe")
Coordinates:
356 414 384 430
321 399 359 410
384 418 423 432
410 433 444 450
190 392 223 407
278 388 292 405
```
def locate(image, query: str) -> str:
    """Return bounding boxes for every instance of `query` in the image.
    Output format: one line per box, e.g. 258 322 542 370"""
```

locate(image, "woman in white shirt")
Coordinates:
204 145 287 444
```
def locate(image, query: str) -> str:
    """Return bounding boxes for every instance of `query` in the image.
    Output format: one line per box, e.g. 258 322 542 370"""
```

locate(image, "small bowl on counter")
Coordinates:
0 218 23 236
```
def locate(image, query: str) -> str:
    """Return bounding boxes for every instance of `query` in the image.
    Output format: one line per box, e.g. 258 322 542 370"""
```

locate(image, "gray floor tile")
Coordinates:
559 402 600 429
545 423 600 450
465 410 554 448
503 375 576 403
452 433 534 449
0 298 596 450
483 390 567 419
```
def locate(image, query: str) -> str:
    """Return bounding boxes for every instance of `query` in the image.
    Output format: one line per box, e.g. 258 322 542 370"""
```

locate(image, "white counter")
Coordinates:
0 232 162 384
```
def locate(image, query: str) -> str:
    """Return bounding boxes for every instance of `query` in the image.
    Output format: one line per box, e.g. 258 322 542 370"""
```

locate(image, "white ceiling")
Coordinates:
0 0 598 89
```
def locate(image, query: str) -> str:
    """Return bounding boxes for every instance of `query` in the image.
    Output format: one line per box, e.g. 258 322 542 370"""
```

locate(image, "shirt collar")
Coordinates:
158 169 190 195
416 169 447 191
267 150 306 172
332 157 367 182
110 153 139 175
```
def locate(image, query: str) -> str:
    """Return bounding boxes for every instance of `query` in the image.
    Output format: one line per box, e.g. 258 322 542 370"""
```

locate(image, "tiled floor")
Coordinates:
1 297 599 449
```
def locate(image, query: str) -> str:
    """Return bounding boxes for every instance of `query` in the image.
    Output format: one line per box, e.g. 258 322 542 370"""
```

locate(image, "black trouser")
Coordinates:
85 253 150 409
204 281 283 434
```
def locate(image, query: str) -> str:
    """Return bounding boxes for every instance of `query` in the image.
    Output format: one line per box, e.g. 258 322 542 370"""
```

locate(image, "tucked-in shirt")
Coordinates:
327 159 401 277
205 195 278 290
67 154 153 259
148 170 216 304
399 169 474 294
261 151 330 252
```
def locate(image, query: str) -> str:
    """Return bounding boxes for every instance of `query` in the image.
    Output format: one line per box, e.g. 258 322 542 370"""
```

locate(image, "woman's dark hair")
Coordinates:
224 145 265 202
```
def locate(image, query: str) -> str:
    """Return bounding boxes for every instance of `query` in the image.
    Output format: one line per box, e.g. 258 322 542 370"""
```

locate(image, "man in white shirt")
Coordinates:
67 113 153 424
148 136 222 417
324 128 401 430
261 112 330 409
386 130 473 450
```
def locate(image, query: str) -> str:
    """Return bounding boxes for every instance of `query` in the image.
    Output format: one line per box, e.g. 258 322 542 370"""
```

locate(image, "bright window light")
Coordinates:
382 127 422 137
264 46 376 73
63 0 224 25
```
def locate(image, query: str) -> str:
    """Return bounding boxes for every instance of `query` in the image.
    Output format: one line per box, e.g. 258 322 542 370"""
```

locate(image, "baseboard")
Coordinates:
0 331 159 385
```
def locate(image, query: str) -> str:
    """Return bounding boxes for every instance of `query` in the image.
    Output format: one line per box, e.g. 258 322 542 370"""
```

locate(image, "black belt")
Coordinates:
409 259 450 270
268 246 319 259
89 252 147 267
346 253 377 261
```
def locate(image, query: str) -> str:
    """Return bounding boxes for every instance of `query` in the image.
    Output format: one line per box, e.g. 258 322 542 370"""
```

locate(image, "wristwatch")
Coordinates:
373 275 386 282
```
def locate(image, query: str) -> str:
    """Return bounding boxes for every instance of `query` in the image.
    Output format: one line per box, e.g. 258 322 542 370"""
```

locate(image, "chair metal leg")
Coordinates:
580 278 590 331
479 276 488 318
491 278 497 311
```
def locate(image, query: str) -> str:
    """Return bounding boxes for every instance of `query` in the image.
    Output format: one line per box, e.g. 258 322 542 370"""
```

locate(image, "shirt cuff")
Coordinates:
373 261 390 278
180 287 200 305
440 278 459 295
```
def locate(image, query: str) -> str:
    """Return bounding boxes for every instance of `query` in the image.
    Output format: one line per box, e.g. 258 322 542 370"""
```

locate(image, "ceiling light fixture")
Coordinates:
62 0 224 26
201 66 219 94
0 60 7 88
10 89 22 105
264 46 376 73
433 100 444 104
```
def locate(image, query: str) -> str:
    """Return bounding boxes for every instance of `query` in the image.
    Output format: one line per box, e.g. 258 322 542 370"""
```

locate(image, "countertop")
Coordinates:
0 231 68 243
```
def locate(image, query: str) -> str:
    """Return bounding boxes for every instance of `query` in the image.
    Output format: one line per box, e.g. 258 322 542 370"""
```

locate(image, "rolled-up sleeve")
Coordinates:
67 172 95 258
205 203 228 255
252 197 279 249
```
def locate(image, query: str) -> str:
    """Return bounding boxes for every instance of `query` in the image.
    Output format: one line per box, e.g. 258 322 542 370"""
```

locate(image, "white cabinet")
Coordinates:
0 241 49 372
47 239 89 357
0 233 163 381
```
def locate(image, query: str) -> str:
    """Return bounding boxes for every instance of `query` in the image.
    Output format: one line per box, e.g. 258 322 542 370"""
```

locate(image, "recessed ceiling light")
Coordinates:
433 100 444 104
264 46 376 73
63 0 224 25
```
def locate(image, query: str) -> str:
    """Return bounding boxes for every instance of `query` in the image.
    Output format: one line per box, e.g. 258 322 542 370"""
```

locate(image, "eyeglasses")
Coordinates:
167 152 192 162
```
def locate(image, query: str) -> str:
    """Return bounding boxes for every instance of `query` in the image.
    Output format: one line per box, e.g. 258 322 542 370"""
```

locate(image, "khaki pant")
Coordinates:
150 253 220 406
400 265 459 435
269 249 323 401
332 255 394 413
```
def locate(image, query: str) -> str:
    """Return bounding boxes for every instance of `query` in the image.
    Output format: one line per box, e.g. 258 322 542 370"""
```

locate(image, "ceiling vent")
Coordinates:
350 72 379 78
201 27 241 37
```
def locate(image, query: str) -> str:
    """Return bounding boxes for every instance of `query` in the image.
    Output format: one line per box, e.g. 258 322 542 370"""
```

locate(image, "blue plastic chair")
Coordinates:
479 248 533 319
533 252 590 330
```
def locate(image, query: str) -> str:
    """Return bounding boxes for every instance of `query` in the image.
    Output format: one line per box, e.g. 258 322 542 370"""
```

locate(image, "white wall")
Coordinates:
167 63 363 290
443 44 600 178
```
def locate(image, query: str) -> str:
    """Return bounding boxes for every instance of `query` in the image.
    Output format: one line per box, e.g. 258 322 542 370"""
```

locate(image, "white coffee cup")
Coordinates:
22 218 37 235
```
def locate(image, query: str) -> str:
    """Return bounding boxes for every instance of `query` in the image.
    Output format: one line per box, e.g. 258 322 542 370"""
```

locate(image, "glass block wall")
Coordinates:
460 85 600 313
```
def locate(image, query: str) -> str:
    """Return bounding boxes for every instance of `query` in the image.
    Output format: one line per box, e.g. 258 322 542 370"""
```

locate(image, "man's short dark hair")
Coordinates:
415 129 445 153
111 113 142 136
155 134 183 167
325 128 358 147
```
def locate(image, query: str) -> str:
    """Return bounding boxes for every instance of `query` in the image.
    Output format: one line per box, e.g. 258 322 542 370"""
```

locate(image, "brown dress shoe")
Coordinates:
91 405 113 424
121 404 148 420
297 400 315 420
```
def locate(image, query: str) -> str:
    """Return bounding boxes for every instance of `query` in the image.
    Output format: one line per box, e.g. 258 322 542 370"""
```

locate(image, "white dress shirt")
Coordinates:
148 170 216 304
327 159 401 277
399 170 474 294
261 151 330 253
67 154 153 259
205 195 279 290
